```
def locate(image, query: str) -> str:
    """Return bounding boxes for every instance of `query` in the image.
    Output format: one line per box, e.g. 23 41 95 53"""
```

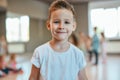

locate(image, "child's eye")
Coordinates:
53 21 59 24
65 21 70 24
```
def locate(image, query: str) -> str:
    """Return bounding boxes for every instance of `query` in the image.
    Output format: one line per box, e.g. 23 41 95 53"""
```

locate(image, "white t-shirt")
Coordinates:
31 42 86 80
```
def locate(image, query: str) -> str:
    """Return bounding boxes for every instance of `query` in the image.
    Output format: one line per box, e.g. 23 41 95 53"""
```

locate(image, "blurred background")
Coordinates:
0 0 120 80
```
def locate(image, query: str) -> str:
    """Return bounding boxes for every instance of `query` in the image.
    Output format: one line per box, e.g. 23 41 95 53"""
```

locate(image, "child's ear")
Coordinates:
72 21 76 31
46 20 51 30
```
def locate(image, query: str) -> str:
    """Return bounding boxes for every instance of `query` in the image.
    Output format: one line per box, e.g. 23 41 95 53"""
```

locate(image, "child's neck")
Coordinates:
50 40 70 52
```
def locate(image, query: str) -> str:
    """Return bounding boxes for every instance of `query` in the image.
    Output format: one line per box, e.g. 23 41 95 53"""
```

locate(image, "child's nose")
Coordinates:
58 23 64 29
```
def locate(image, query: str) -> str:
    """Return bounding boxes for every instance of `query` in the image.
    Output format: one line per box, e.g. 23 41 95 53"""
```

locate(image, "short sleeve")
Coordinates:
31 49 41 68
78 51 87 71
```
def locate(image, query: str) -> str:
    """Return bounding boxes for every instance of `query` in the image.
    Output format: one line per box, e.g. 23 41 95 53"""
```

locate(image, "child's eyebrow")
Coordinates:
64 19 71 21
53 18 71 20
53 18 59 20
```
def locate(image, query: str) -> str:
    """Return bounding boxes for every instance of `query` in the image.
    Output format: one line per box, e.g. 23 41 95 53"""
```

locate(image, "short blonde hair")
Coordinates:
47 0 76 21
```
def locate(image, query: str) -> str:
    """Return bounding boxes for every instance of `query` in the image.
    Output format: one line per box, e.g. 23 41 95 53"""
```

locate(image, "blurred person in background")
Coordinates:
69 33 79 47
0 54 23 78
0 35 8 55
92 27 100 65
85 35 92 62
8 53 23 74
7 53 17 69
79 32 87 55
100 32 107 64
0 54 7 77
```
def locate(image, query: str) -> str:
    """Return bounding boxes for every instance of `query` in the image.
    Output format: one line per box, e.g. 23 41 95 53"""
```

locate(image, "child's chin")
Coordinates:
57 37 67 41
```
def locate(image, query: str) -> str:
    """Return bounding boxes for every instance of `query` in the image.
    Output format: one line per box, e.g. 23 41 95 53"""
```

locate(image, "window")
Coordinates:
6 16 29 42
91 7 120 39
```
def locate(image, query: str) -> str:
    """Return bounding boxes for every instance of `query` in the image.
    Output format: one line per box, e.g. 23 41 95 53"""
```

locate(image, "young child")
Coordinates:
100 32 107 63
0 54 23 78
7 53 23 74
29 0 88 80
0 55 7 77
0 54 16 77
8 53 17 69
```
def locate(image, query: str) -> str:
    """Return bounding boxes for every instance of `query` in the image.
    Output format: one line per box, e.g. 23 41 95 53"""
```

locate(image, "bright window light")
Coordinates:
6 16 29 42
91 7 120 39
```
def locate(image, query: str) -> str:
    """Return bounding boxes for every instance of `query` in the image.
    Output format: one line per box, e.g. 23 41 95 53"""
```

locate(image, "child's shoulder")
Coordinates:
70 43 84 54
35 42 49 50
70 43 85 59
34 42 50 55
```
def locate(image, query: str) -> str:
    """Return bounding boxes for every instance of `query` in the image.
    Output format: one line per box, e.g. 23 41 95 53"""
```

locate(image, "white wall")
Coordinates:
74 3 89 35
89 1 120 9
8 44 25 54
106 41 120 54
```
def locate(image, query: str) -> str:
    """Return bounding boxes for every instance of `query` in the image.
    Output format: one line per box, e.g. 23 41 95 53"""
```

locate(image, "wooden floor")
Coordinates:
86 55 120 80
0 54 120 80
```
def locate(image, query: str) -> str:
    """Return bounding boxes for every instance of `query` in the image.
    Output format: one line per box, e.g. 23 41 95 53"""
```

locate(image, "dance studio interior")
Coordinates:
0 0 120 80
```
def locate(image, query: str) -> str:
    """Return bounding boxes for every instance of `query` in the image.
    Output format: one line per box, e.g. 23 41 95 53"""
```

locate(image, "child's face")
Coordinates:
47 9 76 41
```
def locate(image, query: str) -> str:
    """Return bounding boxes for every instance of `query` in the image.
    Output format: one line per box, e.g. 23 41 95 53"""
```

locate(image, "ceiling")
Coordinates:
36 0 119 4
